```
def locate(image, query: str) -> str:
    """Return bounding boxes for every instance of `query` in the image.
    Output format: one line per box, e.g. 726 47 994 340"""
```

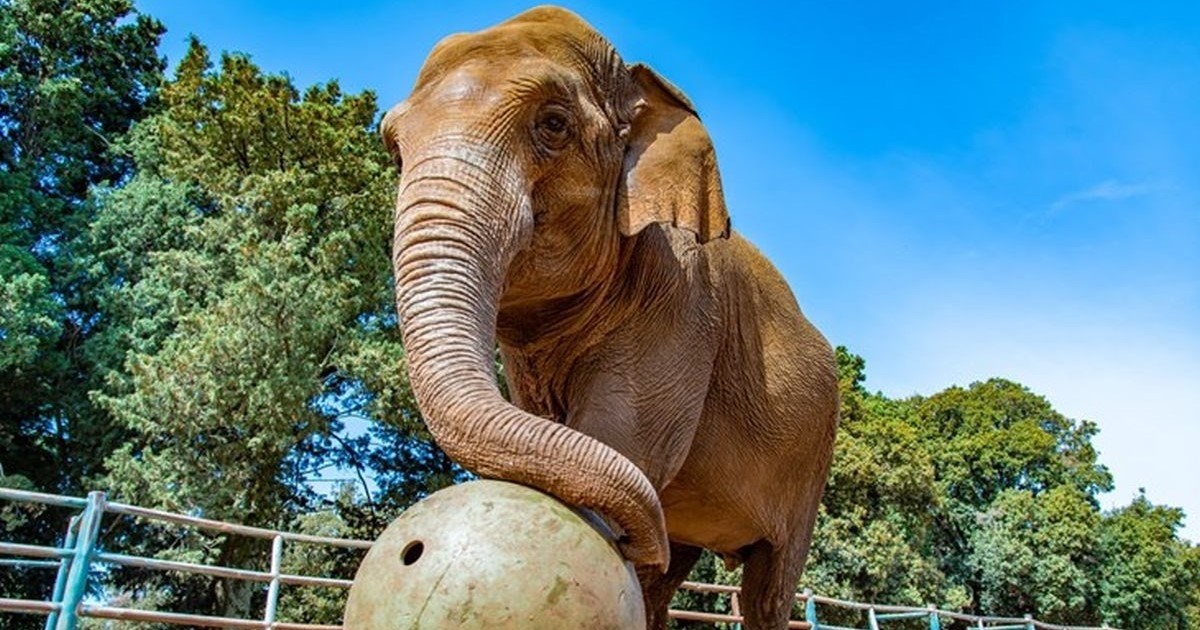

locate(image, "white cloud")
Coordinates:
1049 179 1162 213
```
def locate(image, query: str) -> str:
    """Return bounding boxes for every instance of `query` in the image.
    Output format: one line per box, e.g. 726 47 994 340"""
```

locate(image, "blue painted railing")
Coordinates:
0 487 1116 629
0 487 366 629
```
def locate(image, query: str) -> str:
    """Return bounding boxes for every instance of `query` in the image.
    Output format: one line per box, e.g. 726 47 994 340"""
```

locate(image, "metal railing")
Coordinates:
0 487 1116 630
668 582 1112 630
1 487 367 630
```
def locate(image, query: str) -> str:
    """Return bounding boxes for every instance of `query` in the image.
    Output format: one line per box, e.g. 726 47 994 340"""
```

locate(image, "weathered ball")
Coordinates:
343 479 646 629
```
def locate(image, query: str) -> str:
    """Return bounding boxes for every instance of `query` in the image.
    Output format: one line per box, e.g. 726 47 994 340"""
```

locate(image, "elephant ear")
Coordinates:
379 100 410 170
617 63 730 243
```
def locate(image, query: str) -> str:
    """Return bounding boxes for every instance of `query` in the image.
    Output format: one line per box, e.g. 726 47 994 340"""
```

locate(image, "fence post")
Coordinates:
927 604 941 630
803 588 817 629
1025 613 1034 630
729 590 742 630
55 491 105 630
263 534 284 628
43 516 81 630
867 607 879 630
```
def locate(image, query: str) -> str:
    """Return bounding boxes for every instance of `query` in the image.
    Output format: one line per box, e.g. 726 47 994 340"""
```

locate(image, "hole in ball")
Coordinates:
401 541 424 566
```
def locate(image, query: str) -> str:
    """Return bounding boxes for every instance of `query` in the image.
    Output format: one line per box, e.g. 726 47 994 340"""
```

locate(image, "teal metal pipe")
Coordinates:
0 559 59 568
54 492 105 630
43 516 80 630
877 611 932 621
263 535 283 627
0 488 88 510
804 588 819 629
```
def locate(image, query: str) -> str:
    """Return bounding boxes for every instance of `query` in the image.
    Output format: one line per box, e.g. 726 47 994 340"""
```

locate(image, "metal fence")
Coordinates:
0 487 1114 630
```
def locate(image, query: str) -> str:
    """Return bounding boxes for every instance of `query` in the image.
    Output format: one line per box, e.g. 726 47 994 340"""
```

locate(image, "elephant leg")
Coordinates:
639 541 703 630
740 539 805 630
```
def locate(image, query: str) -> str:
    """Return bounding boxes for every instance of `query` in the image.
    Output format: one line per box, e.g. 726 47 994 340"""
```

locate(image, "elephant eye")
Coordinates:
541 114 567 134
534 106 573 151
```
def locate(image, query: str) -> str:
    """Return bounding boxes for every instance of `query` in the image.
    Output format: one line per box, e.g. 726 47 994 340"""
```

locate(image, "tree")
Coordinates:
800 351 1178 627
916 379 1112 508
806 348 956 611
1097 493 1200 628
1 1 162 622
0 0 164 494
88 39 456 618
913 379 1113 613
969 486 1101 624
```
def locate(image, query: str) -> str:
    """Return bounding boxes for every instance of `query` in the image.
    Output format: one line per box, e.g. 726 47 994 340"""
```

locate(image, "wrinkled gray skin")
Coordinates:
382 6 838 629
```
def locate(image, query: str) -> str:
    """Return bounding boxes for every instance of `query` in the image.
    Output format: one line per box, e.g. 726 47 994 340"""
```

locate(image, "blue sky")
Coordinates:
137 1 1200 540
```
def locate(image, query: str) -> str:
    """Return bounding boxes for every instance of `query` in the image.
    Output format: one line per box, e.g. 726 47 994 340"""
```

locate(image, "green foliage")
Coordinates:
83 39 460 618
969 486 1101 623
806 348 962 612
797 348 1197 628
911 377 1114 616
915 378 1113 509
1 1 162 623
1097 493 1200 628
93 37 395 522
274 486 364 625
668 551 734 629
0 245 58 370
0 0 164 495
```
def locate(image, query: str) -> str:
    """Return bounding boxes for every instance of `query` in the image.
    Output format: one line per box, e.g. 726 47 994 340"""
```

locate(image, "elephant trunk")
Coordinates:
391 152 668 569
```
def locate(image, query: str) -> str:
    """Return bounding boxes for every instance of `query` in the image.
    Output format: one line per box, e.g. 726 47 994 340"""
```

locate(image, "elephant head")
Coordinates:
382 6 729 569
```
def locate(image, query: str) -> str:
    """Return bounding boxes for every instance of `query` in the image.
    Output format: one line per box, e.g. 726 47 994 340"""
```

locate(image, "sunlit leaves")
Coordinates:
799 349 1195 627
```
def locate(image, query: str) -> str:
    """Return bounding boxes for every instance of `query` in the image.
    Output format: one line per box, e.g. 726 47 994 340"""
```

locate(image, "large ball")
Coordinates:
343 479 646 629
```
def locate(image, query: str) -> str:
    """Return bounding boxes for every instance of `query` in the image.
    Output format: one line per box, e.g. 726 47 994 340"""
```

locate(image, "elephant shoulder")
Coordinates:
704 231 789 298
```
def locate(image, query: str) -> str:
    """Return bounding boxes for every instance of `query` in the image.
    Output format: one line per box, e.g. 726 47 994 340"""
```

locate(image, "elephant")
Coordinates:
381 6 839 629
